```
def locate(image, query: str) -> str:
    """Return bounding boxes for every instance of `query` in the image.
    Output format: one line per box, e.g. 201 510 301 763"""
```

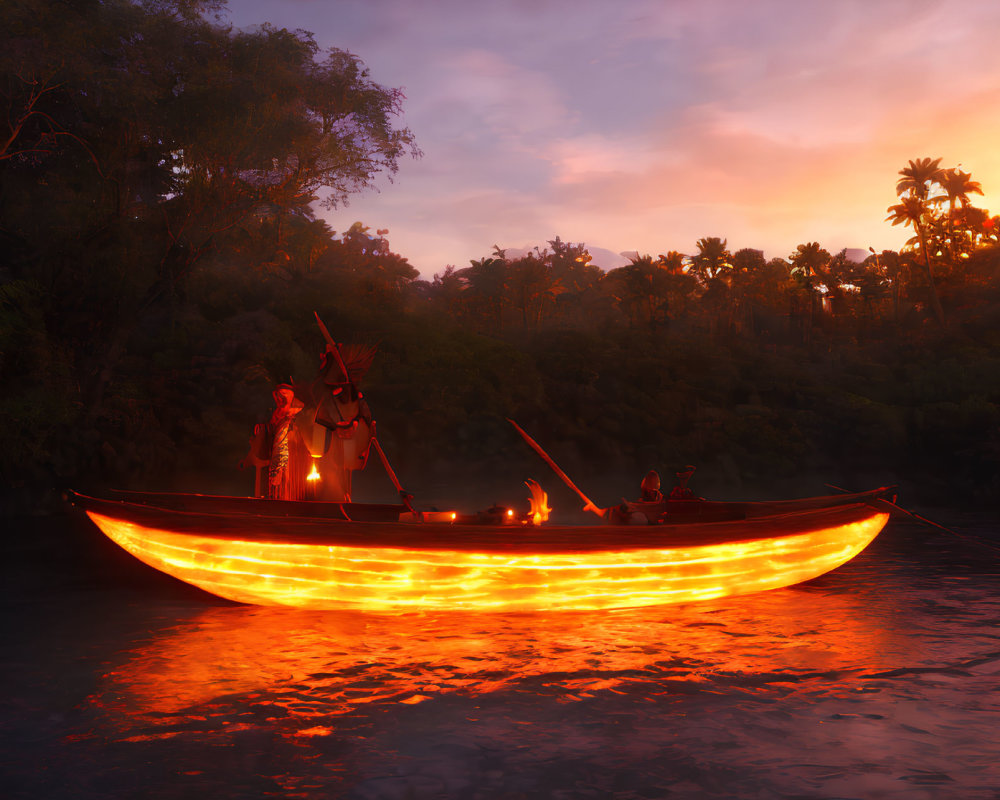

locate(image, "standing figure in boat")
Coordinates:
241 383 310 500
296 338 377 502
268 384 309 499
241 314 380 503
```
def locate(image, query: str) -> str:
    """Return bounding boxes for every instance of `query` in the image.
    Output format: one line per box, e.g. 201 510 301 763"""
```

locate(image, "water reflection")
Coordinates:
95 584 912 731
47 520 1000 798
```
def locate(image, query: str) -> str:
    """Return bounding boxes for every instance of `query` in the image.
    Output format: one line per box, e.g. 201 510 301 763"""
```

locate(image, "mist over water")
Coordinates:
3 514 999 799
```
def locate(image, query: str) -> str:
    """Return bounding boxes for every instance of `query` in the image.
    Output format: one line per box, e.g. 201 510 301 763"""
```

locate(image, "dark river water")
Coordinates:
2 509 999 799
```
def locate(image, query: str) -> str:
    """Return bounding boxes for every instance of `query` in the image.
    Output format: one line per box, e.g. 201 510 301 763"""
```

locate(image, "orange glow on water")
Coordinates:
85 509 889 612
90 587 903 729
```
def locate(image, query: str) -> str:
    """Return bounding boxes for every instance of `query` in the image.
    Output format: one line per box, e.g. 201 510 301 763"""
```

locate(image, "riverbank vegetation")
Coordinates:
3 0 998 509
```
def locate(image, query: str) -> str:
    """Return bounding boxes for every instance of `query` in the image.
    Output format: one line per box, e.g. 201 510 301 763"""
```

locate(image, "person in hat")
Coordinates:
267 383 306 499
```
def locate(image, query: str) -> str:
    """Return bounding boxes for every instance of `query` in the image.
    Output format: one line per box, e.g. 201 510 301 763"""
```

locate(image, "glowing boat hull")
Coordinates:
71 491 891 612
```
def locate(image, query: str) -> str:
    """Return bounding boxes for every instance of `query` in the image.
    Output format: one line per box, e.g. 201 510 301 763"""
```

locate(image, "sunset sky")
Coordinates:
226 0 1000 276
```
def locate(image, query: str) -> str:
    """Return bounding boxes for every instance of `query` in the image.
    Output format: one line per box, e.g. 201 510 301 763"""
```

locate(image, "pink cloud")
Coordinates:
230 0 1000 273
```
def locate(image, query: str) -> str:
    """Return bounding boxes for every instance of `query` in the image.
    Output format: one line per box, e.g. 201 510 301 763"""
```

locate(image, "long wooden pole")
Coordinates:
314 311 417 518
826 483 1000 554
371 437 420 519
314 311 351 382
507 418 605 517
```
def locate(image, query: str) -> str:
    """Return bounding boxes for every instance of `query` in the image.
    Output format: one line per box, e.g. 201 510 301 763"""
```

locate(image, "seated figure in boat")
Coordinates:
241 383 310 500
640 470 663 503
294 340 377 502
608 470 667 524
611 466 703 524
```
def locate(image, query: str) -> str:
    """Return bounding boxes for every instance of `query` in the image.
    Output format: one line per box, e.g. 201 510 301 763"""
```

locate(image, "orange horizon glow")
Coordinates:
86 509 889 612
221 1 1000 277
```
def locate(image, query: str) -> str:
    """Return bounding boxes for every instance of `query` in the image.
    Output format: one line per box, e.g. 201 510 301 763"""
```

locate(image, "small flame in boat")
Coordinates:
525 479 551 526
306 462 321 482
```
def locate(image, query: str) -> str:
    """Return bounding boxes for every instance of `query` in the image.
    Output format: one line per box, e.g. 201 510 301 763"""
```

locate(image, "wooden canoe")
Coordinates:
69 489 893 612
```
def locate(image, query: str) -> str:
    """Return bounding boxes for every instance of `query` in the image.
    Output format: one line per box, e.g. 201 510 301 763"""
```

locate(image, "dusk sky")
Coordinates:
226 0 1000 276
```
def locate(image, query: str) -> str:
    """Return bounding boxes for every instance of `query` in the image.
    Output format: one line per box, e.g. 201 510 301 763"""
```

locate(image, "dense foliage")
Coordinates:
3 1 998 510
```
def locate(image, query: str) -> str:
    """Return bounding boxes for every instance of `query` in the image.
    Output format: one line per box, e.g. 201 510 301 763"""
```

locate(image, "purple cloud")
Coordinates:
227 0 1000 275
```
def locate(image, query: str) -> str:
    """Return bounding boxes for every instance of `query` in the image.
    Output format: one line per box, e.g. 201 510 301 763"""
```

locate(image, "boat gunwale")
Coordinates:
100 486 895 522
70 491 892 555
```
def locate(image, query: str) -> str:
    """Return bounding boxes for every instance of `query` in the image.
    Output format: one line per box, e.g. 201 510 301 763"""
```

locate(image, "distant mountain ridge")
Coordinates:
500 244 631 271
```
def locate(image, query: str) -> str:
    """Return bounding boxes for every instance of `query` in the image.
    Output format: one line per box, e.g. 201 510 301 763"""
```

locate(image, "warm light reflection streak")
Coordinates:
95 588 898 724
86 510 889 611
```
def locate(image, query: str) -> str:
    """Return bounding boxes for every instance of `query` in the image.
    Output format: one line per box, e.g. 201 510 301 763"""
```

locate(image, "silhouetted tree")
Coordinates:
0 0 420 486
508 250 557 329
729 249 766 333
887 157 959 323
465 252 508 333
887 194 944 323
690 237 731 283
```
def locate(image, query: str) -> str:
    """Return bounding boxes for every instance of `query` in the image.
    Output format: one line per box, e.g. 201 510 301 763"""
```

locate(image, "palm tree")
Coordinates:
789 242 830 279
889 157 953 323
620 253 680 330
657 251 686 274
788 242 831 328
886 195 945 323
939 168 984 260
729 249 766 332
731 248 765 273
939 167 983 209
688 238 732 335
597 259 632 327
896 157 945 201
508 252 558 329
431 265 468 315
690 236 732 324
652 252 698 325
465 255 508 332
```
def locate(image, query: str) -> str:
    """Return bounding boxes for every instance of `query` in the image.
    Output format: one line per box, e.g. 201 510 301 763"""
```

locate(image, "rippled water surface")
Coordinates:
3 512 999 799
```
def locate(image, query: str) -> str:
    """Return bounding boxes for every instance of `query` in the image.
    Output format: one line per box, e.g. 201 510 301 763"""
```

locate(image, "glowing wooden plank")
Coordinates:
86 509 889 611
